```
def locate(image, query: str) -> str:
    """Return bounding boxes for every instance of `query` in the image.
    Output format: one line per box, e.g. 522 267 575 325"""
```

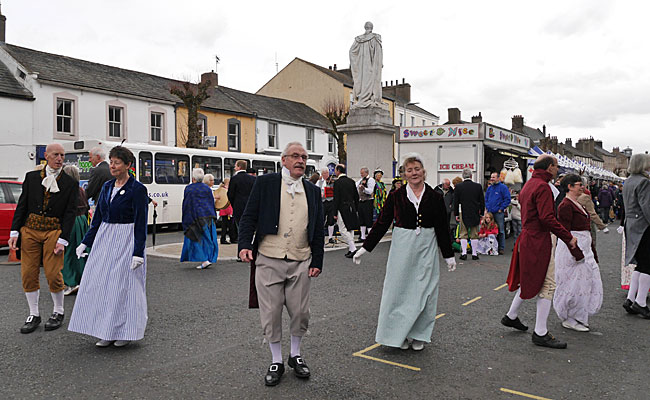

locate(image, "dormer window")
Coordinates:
17 69 26 80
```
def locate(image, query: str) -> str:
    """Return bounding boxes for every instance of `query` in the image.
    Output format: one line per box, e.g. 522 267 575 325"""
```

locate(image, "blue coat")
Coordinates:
238 172 324 269
485 182 511 213
82 177 149 258
181 182 216 231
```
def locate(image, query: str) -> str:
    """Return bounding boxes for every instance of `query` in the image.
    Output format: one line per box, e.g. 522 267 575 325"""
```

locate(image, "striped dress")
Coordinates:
68 186 148 341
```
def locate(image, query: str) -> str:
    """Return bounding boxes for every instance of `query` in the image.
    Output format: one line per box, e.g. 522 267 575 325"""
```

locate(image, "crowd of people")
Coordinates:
7 140 649 388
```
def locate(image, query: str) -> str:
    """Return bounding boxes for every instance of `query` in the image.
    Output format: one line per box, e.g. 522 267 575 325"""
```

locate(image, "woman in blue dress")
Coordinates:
69 146 149 347
180 168 219 269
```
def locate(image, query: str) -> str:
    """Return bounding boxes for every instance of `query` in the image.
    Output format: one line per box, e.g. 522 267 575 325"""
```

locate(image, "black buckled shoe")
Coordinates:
344 250 357 259
459 254 467 261
501 315 528 331
630 302 650 319
532 332 567 349
44 312 64 331
264 363 284 386
472 255 480 260
288 355 311 379
623 299 639 314
20 315 41 334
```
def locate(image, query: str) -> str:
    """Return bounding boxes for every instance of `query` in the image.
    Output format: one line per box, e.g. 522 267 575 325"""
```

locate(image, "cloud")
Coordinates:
543 0 614 37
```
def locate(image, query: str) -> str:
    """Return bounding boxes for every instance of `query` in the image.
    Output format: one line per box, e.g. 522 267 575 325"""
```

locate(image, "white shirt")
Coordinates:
356 176 376 195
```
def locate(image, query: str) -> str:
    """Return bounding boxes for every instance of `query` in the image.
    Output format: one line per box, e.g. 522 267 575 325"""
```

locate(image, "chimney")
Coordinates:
471 112 482 123
511 115 524 133
448 108 461 124
201 71 218 87
333 64 337 71
402 78 405 84
543 124 546 136
565 138 572 147
595 140 603 149
0 4 6 43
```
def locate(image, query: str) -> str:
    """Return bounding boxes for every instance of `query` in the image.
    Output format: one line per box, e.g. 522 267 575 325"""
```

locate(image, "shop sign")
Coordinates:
439 163 475 171
484 124 530 149
400 124 479 142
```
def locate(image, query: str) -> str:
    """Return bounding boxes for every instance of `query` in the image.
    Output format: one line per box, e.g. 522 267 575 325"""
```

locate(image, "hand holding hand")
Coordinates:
445 257 457 272
617 226 624 235
352 248 367 265
76 243 88 259
240 249 254 263
130 256 144 270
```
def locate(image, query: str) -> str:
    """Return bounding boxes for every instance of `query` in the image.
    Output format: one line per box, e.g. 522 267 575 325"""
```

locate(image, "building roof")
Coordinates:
562 143 602 161
2 43 181 103
522 126 545 142
215 86 330 129
296 58 354 88
595 146 614 157
406 103 438 119
0 59 33 99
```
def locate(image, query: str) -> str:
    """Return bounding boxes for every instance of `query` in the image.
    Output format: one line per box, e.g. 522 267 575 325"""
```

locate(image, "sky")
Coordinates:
3 0 649 153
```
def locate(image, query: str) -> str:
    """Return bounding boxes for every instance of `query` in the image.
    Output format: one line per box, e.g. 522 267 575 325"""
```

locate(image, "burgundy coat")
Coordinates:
557 197 599 263
363 184 454 259
507 170 584 299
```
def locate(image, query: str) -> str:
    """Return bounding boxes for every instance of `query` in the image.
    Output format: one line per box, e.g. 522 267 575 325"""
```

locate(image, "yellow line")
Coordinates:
352 343 381 356
435 313 446 319
500 388 552 400
494 283 508 291
462 296 482 306
354 353 421 371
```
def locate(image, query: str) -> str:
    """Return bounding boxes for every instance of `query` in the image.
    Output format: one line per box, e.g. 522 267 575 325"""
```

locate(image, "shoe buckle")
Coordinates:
269 364 279 372
26 315 34 323
295 357 303 365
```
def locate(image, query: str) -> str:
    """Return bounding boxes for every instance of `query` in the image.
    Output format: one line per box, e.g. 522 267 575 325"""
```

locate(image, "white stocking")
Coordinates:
628 271 641 302
460 239 468 255
25 290 40 317
290 335 302 357
635 273 650 307
269 341 283 364
360 226 367 240
51 290 64 314
534 297 552 336
470 239 479 256
327 226 334 240
506 288 524 320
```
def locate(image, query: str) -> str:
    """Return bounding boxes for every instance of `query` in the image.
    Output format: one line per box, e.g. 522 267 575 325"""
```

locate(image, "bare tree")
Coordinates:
170 80 211 148
322 97 349 164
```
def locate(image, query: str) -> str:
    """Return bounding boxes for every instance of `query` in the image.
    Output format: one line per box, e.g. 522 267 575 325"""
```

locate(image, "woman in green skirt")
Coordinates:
62 165 89 296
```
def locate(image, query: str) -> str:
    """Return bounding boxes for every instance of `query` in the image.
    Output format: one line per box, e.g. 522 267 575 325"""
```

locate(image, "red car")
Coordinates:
0 180 22 246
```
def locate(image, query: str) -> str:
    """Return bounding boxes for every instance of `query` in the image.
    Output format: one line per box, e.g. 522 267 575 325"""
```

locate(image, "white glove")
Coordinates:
445 257 457 272
130 256 144 270
617 226 624 235
76 244 88 259
352 248 367 265
602 227 609 234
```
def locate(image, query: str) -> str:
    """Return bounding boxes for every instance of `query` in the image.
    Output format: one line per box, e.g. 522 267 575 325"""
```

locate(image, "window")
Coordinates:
252 160 276 175
422 119 426 126
306 128 314 152
155 153 190 184
399 113 404 127
328 134 335 153
108 106 123 138
193 155 223 183
197 117 206 137
228 119 241 151
56 98 74 134
151 112 163 142
268 122 278 149
7 183 22 203
411 116 415 126
139 152 153 184
224 158 242 179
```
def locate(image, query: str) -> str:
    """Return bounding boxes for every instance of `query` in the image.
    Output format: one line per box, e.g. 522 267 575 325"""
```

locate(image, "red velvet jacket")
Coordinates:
557 197 599 262
507 169 584 299
362 184 454 259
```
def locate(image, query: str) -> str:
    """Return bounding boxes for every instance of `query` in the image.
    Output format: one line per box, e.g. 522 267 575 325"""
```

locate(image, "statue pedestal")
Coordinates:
339 106 397 181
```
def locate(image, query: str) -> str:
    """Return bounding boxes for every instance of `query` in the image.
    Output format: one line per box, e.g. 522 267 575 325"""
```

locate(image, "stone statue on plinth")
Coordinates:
349 21 384 109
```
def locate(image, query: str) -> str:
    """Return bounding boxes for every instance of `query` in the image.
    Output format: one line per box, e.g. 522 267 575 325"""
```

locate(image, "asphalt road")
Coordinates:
0 229 648 399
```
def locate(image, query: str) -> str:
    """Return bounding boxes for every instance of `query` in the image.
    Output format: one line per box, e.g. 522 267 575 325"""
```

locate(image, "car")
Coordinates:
0 180 22 247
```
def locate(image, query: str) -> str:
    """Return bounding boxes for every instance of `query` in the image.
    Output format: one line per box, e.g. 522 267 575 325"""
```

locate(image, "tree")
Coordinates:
322 97 349 165
170 80 211 148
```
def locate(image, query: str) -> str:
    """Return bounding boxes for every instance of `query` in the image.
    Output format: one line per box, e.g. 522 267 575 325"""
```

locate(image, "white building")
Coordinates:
0 41 177 179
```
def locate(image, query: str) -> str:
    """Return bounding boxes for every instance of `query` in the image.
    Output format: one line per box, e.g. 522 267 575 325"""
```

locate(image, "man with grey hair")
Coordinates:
317 167 337 243
86 146 112 203
356 167 376 241
434 178 455 242
453 168 484 260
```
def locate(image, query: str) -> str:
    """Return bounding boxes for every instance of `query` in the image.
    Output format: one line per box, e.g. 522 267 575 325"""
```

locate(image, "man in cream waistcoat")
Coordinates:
238 142 324 387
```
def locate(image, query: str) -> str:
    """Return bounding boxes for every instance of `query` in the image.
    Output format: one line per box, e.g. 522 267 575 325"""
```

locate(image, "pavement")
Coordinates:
0 227 648 399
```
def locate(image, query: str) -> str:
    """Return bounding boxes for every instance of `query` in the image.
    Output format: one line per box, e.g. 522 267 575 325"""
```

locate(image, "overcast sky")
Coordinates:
3 0 648 153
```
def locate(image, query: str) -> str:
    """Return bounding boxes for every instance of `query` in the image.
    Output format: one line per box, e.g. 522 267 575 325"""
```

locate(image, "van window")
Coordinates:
139 152 153 184
155 153 190 184
64 152 92 181
252 160 275 175
193 156 223 183
224 158 240 179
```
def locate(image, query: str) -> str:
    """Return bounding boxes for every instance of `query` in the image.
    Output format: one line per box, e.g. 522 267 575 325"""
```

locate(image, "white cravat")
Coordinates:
406 184 425 235
282 167 304 198
549 182 559 200
42 166 62 193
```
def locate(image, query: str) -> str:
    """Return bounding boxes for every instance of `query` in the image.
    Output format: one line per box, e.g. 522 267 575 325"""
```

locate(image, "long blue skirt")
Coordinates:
180 220 219 263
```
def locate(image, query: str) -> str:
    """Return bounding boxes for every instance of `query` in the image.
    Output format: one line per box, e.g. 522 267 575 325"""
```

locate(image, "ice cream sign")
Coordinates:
399 124 479 142
485 124 530 149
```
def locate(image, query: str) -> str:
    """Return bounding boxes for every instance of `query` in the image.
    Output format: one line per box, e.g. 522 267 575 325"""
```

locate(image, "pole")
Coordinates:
152 207 157 248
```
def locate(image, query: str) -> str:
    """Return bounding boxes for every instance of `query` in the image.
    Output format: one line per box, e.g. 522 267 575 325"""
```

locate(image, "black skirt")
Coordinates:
634 226 650 274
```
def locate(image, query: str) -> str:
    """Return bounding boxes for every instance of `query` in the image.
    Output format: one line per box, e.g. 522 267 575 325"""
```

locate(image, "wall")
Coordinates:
394 104 439 127
0 96 34 179
176 107 255 154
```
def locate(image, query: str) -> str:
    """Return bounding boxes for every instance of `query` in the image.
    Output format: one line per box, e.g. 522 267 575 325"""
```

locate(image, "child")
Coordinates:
476 212 499 255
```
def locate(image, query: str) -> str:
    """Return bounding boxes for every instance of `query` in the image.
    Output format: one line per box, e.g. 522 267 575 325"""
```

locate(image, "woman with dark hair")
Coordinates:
69 146 150 347
553 174 603 332
61 165 89 296
353 153 456 351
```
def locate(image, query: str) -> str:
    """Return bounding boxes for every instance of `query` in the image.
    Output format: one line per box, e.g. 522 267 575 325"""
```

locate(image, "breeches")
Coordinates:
538 234 557 300
458 218 479 240
255 253 311 342
20 226 64 293
323 200 336 226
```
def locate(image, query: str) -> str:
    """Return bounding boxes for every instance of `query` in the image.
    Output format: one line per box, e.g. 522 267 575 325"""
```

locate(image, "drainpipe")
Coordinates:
173 104 178 147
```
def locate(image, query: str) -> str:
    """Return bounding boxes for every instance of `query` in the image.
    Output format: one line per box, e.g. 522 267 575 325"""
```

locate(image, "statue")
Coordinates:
349 22 384 109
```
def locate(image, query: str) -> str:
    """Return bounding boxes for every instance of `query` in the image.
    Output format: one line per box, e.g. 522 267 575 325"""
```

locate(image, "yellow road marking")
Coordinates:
354 353 421 371
353 342 381 356
494 283 508 291
500 388 552 400
435 313 446 319
462 296 482 306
